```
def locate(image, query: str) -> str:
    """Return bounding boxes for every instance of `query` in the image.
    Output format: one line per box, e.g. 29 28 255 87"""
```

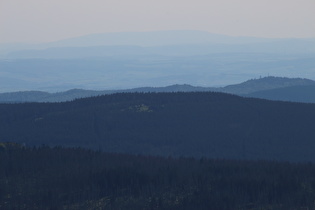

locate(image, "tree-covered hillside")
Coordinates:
1 144 315 209
1 92 315 161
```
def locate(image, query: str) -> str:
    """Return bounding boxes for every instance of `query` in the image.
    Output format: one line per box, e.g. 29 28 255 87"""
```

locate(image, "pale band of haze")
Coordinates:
1 0 315 44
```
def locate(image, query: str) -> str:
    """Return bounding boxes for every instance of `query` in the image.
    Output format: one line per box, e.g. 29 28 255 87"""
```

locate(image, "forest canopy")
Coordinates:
1 92 315 162
1 144 315 209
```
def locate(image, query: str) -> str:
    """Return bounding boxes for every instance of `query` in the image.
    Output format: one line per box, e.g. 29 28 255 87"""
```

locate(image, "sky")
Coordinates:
0 0 315 43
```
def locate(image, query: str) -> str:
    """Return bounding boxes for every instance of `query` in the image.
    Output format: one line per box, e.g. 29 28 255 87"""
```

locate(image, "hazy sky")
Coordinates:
1 0 315 43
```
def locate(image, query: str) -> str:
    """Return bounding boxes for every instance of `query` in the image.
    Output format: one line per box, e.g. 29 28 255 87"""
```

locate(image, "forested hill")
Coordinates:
1 92 315 162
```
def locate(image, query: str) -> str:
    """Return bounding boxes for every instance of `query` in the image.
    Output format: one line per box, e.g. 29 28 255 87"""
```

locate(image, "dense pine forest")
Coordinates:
1 143 315 209
1 92 315 161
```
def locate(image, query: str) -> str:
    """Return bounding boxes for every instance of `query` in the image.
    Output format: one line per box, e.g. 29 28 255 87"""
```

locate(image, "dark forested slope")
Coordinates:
1 144 315 209
1 92 315 162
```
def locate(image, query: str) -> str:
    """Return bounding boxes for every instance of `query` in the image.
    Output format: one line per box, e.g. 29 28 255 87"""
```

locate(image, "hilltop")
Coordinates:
1 91 315 162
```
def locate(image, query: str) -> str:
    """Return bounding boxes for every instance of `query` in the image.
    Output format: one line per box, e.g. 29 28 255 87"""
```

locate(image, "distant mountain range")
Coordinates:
1 31 314 92
5 42 315 59
1 76 315 103
1 30 315 58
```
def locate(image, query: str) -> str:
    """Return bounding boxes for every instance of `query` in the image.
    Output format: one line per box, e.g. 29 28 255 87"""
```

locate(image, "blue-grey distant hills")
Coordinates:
1 31 314 91
0 85 212 103
1 76 315 103
1 30 315 58
245 85 315 103
221 76 315 94
6 41 315 59
4 39 315 59
2 53 314 92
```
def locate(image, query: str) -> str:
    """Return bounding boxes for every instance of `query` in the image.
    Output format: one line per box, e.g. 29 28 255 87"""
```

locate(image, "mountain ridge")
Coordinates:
2 30 315 58
6 42 315 59
1 76 314 103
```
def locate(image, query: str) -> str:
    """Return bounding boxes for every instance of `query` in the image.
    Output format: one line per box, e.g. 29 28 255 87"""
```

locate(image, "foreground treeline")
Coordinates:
1 144 315 209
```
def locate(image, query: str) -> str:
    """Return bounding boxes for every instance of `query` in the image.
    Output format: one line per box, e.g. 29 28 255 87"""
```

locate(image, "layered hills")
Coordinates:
1 31 314 92
1 76 314 103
